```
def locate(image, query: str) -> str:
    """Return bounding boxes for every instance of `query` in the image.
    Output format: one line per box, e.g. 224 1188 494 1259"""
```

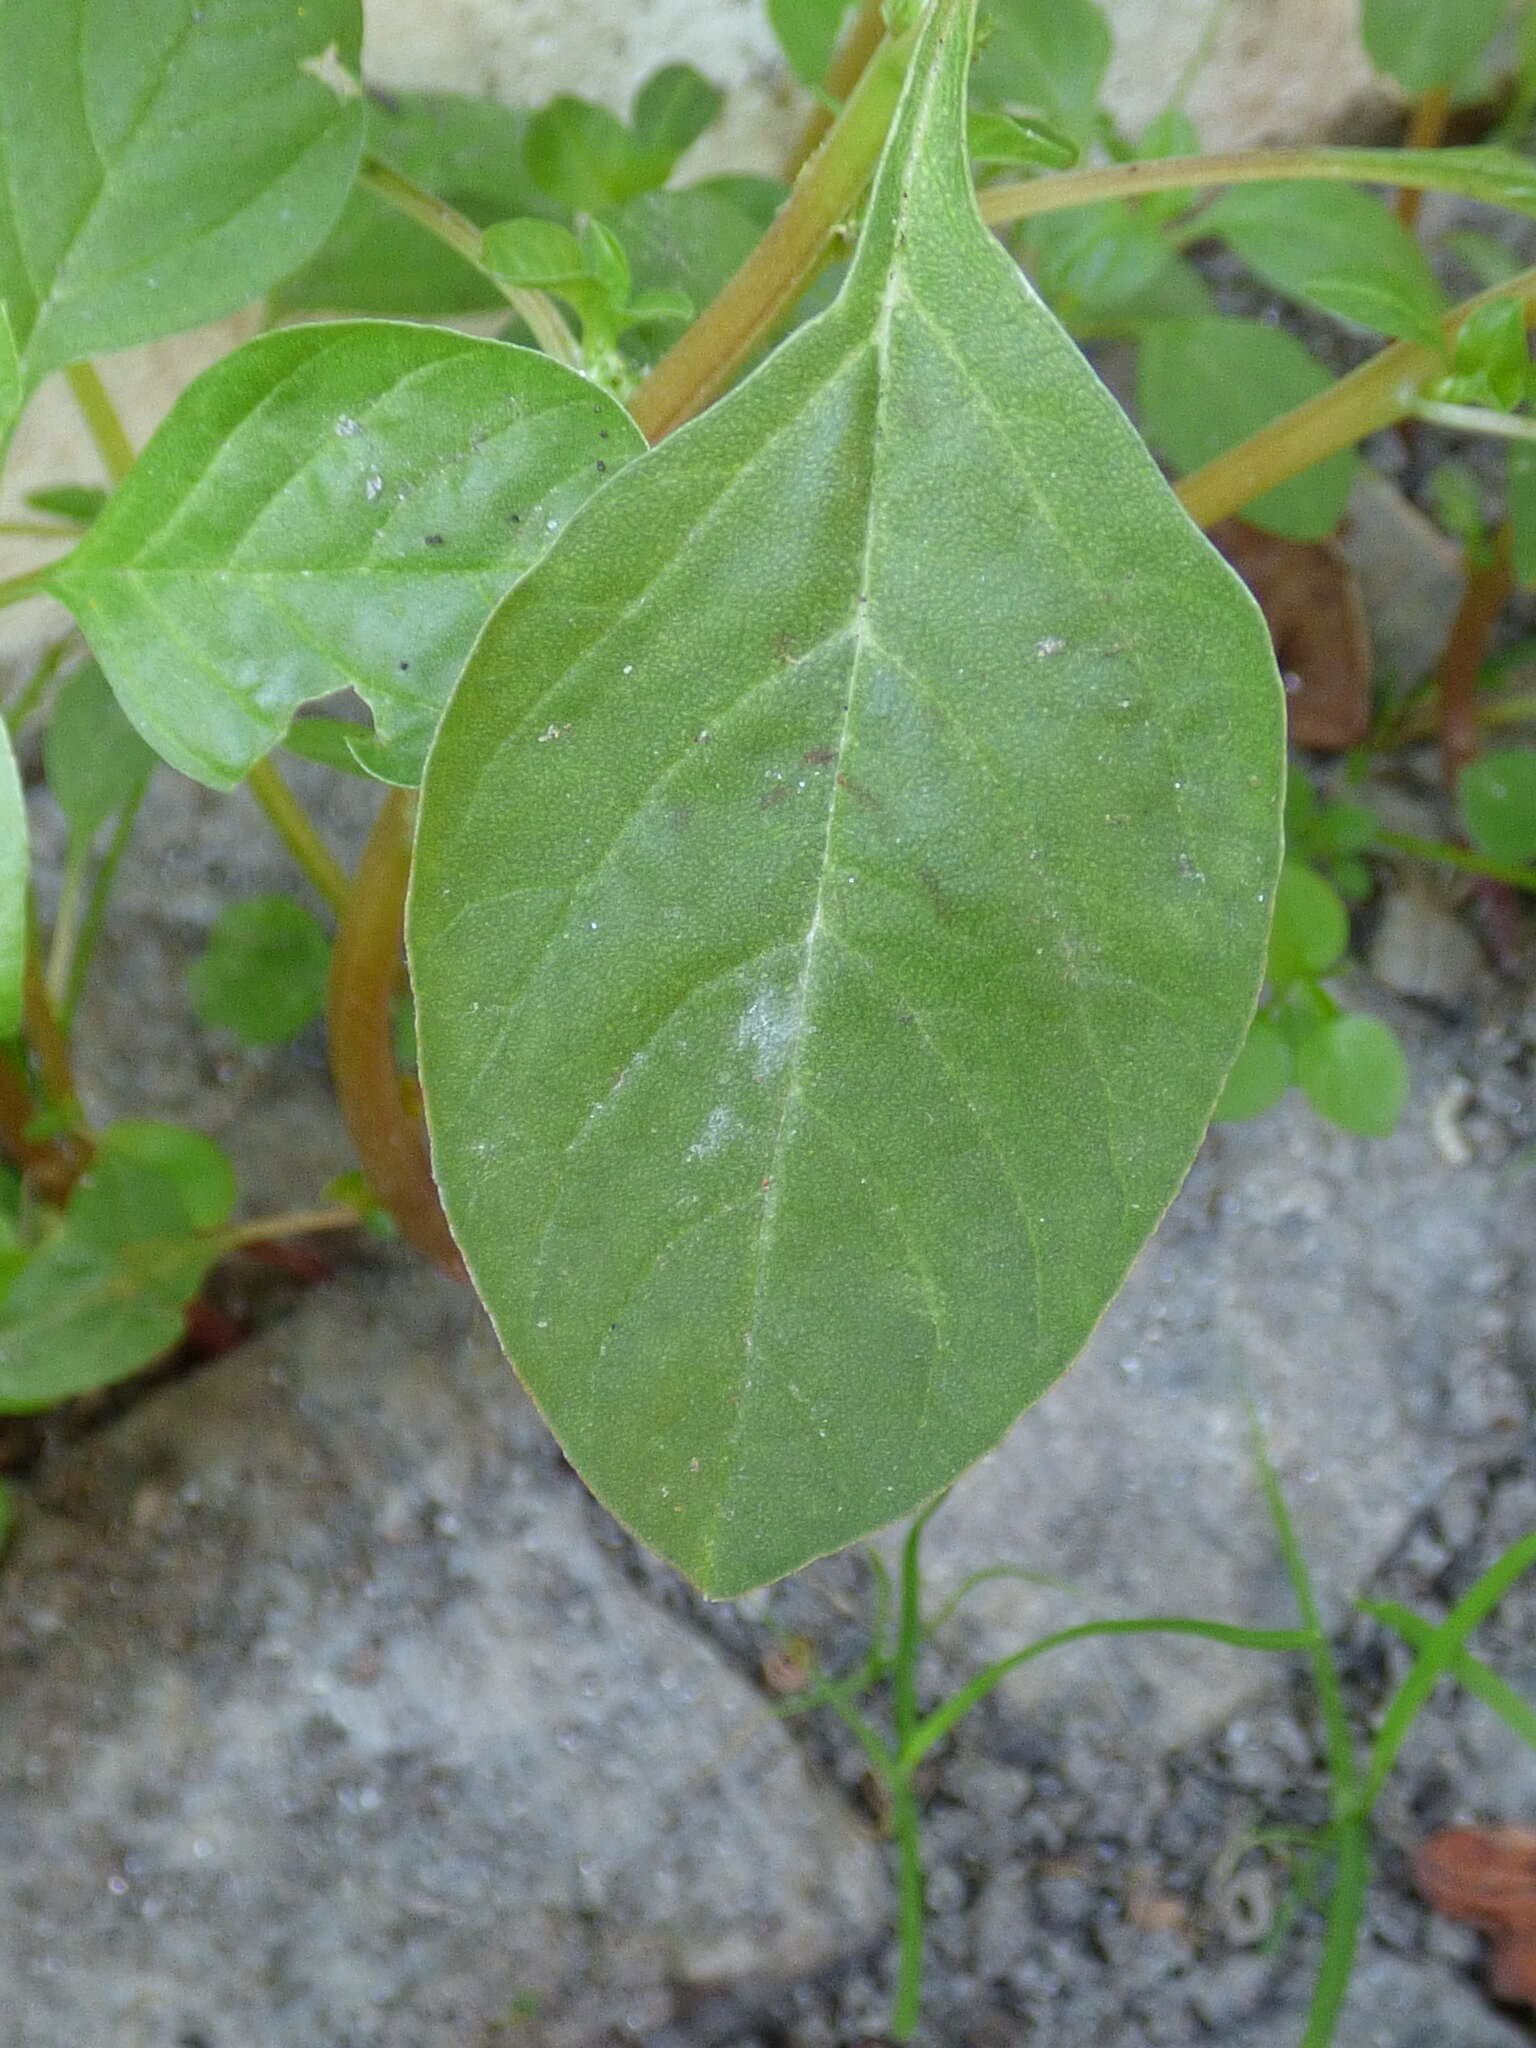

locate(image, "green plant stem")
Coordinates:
1300 1820 1372 2048
357 156 580 367
64 361 134 485
629 19 919 441
0 519 80 540
787 0 890 175
44 842 90 1011
888 1770 927 2041
63 783 147 1025
904 1616 1310 1770
22 934 81 1124
5 633 73 735
247 756 351 918
979 144 1536 231
1411 397 1536 443
0 564 51 610
1176 266 1536 529
218 1205 360 1252
326 788 466 1281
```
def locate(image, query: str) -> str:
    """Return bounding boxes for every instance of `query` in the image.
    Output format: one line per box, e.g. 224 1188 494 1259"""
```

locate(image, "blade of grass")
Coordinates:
1363 1530 1536 1807
1360 1596 1536 1752
903 1616 1310 1769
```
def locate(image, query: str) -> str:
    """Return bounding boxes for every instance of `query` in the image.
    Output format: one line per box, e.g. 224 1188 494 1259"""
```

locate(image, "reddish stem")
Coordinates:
326 790 467 1282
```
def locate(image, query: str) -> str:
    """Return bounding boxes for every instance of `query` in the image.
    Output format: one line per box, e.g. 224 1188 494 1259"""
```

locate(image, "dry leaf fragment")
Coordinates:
1211 518 1373 751
1414 1825 1536 2008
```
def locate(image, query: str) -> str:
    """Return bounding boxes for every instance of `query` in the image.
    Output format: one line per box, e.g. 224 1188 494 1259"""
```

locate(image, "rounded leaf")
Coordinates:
1297 1013 1409 1137
188 896 330 1046
1268 860 1349 985
1213 1014 1294 1123
1459 749 1536 864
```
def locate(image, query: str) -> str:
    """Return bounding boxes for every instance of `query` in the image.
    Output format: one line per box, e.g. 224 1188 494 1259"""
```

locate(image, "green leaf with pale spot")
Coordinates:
50 323 645 788
0 0 365 394
410 0 1284 1595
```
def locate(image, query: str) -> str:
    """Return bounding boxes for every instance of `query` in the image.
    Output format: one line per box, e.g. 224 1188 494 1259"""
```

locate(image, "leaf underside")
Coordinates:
410 0 1283 1595
51 324 644 787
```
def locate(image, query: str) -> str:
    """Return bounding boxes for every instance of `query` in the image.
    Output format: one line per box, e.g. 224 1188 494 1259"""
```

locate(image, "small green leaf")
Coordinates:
968 109 1079 169
768 0 856 88
600 186 784 353
274 91 563 318
1197 182 1446 338
188 896 331 1046
580 220 634 309
1459 748 1536 862
0 0 365 393
1362 0 1512 93
1301 271 1448 349
1297 1013 1409 1137
973 0 1113 139
0 1153 216 1411
97 1121 238 1233
1430 297 1530 412
410 0 1283 1594
1508 443 1536 588
1427 460 1489 550
50 323 645 789
23 483 107 525
42 662 155 843
525 96 661 213
1136 317 1357 540
1019 203 1212 332
630 64 724 161
282 715 375 779
1212 1012 1295 1122
0 724 25 1041
1269 977 1337 1048
1128 106 1201 227
480 218 588 289
1267 860 1349 984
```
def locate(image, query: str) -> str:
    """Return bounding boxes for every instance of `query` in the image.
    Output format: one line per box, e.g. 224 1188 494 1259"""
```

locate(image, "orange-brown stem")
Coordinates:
1395 87 1451 230
787 0 889 176
326 790 467 1282
1438 526 1513 785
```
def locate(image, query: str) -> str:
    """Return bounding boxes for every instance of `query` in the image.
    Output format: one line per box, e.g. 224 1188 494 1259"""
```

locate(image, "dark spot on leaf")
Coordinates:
836 771 880 809
803 747 838 767
398 661 410 672
508 513 521 524
599 430 610 441
596 460 607 473
918 865 952 922
760 786 792 810
424 534 445 547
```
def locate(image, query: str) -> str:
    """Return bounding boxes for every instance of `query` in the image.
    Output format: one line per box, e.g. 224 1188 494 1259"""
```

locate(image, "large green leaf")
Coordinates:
51 323 645 788
0 0 365 392
410 0 1283 1596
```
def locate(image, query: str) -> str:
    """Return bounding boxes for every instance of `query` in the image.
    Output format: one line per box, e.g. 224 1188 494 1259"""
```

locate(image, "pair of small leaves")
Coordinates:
1216 791 1408 1140
409 0 1283 1594
0 0 365 405
480 217 692 360
51 323 645 789
524 66 724 214
0 1122 235 1412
